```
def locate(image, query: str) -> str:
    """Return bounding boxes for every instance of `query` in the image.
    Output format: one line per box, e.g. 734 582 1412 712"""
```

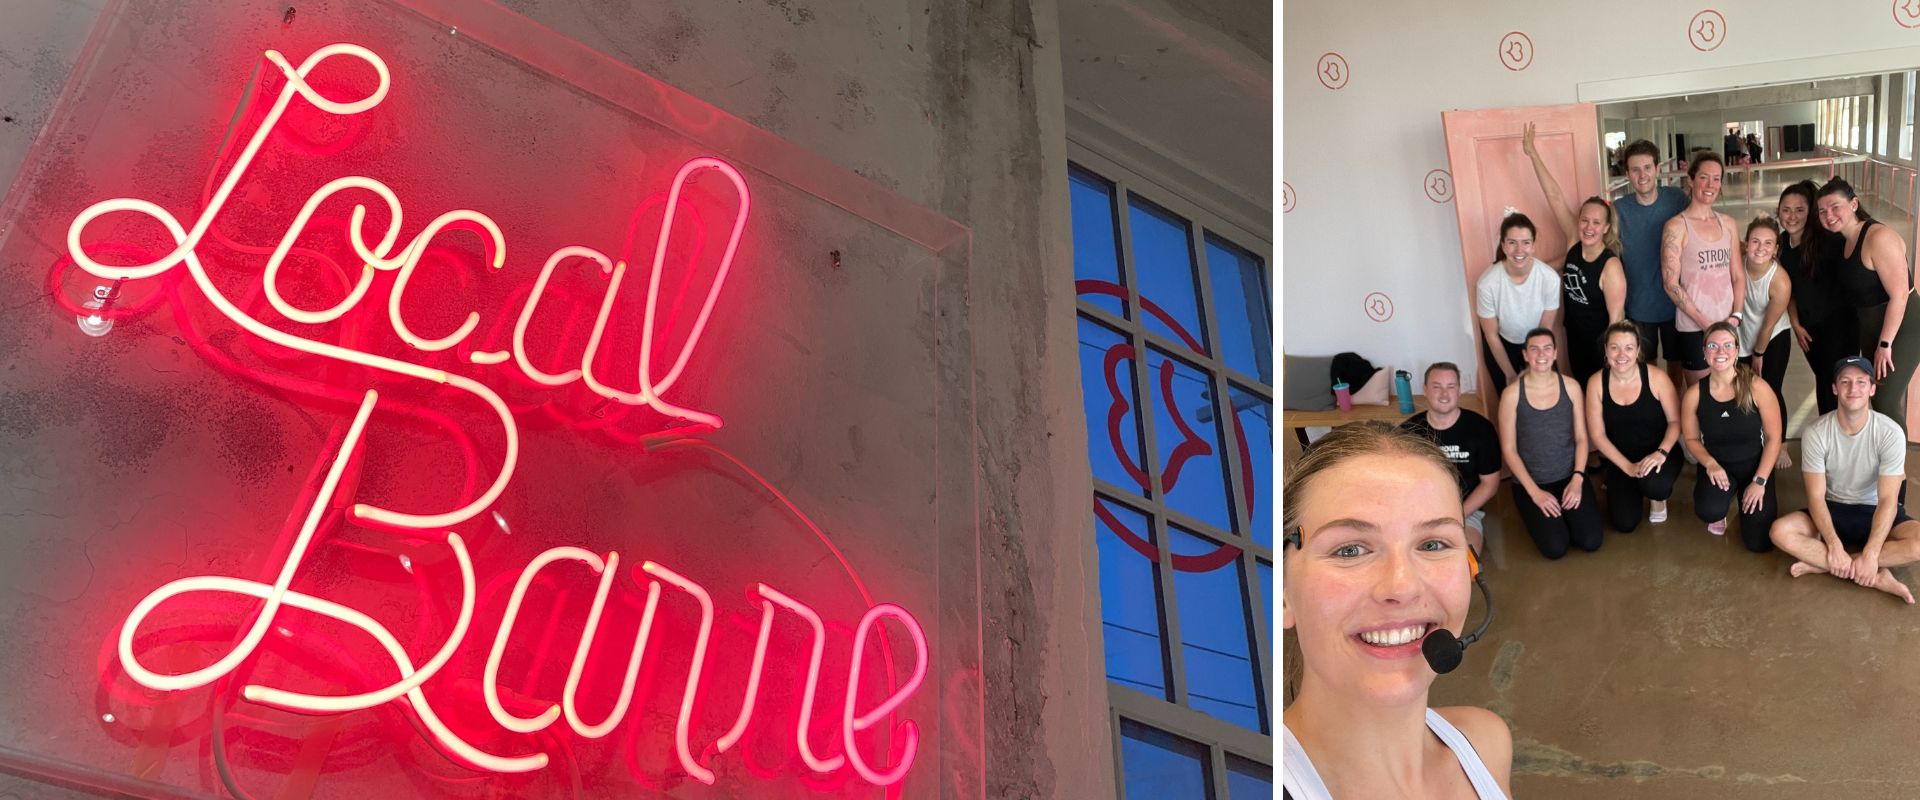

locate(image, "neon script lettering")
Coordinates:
72 44 926 787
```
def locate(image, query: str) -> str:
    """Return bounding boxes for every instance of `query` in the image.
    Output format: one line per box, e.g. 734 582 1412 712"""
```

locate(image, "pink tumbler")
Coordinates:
1332 382 1352 411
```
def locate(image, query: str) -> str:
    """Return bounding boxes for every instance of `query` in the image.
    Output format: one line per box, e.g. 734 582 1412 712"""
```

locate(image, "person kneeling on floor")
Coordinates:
1770 356 1920 603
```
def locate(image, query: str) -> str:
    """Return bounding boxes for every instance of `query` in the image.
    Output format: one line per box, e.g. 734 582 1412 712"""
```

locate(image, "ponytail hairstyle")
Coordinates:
1579 196 1625 254
1493 213 1537 266
1603 318 1641 364
1705 321 1758 414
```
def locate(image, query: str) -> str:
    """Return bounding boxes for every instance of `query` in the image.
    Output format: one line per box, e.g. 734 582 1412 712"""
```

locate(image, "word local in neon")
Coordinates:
67 44 926 787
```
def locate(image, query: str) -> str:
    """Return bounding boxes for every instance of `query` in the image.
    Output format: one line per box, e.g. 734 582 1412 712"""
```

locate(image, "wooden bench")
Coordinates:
1283 394 1486 448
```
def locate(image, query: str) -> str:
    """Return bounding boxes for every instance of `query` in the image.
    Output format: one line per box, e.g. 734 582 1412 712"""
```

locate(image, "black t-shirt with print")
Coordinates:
1401 409 1501 499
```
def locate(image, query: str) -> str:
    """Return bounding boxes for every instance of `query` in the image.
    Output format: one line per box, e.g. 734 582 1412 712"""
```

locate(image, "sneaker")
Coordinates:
1708 519 1727 536
1650 501 1669 524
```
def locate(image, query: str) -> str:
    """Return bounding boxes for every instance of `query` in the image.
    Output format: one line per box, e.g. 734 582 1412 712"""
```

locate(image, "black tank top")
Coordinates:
1602 363 1665 459
1562 244 1613 336
1696 380 1763 463
1840 220 1905 308
1781 235 1837 326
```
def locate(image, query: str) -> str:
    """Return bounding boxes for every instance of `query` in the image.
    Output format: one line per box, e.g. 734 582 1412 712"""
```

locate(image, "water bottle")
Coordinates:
1395 370 1414 414
1332 382 1352 411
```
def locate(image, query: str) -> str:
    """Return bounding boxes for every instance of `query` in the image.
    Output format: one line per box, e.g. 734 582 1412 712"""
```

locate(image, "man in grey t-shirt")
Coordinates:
1770 357 1920 602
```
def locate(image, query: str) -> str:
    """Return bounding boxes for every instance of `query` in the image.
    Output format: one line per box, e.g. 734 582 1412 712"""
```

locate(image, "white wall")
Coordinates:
1284 2 1920 391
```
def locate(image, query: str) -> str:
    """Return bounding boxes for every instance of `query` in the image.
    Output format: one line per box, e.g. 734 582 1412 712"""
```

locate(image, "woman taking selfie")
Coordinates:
1283 421 1512 799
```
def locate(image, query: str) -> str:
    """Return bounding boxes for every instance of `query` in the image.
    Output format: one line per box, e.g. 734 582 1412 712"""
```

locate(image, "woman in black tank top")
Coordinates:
1680 322 1780 552
1585 322 1682 532
1525 124 1625 385
1818 178 1920 430
1778 180 1852 415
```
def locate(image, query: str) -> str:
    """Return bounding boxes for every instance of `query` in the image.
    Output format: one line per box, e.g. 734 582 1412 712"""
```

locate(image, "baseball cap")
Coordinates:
1835 356 1877 382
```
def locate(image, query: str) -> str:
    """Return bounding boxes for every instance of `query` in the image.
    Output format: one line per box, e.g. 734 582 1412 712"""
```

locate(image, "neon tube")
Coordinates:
757 583 844 773
641 561 716 785
386 209 507 351
842 603 927 787
513 246 612 386
710 598 774 757
484 547 607 734
260 177 399 324
562 570 663 739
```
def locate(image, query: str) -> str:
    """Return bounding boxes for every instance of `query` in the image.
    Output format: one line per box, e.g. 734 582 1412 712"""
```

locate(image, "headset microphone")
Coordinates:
1423 546 1493 675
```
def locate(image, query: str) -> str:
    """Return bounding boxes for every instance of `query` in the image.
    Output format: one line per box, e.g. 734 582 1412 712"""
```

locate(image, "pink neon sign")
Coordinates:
70 43 927 789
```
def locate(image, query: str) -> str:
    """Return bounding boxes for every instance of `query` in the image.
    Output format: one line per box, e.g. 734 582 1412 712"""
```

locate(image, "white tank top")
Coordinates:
1282 709 1507 799
1738 261 1791 356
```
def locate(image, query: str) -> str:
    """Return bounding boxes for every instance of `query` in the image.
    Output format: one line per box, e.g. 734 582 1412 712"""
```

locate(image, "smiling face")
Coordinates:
1705 328 1739 373
1577 202 1610 247
1746 226 1778 267
1282 452 1472 708
1524 333 1556 372
1687 160 1723 206
1605 330 1640 372
1835 367 1877 412
1817 193 1859 234
1501 225 1535 267
1425 368 1461 415
1627 153 1659 196
1778 194 1809 238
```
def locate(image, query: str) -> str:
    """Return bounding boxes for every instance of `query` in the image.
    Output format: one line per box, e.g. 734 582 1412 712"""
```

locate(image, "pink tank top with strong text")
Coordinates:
1676 214 1735 332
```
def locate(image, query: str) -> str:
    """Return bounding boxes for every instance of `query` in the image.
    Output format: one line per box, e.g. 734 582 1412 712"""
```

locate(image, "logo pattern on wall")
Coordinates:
1896 0 1920 29
1283 182 1296 213
1689 9 1726 51
1364 292 1395 323
1498 32 1533 71
1425 169 1454 203
1317 52 1349 90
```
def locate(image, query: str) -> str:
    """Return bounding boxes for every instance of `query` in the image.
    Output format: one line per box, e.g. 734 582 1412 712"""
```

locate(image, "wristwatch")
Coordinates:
1753 476 1768 487
1882 340 1894 349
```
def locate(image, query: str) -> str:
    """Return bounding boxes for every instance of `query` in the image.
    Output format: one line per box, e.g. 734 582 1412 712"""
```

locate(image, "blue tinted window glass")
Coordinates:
1207 235 1270 383
1078 316 1148 496
1129 198 1209 356
1257 559 1273 661
1229 384 1273 548
1171 528 1262 733
1096 497 1168 698
1226 755 1272 800
1070 168 1127 318
1120 719 1214 800
1148 348 1234 530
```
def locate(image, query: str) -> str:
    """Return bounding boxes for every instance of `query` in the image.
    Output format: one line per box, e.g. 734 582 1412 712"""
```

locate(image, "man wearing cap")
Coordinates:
1770 356 1920 602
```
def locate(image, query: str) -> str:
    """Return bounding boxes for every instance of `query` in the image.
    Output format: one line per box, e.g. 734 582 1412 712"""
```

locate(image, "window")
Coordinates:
1068 145 1273 798
1901 71 1914 160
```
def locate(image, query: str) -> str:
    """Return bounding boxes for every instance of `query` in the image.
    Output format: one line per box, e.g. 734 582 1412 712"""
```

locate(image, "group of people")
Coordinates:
1278 127 1920 800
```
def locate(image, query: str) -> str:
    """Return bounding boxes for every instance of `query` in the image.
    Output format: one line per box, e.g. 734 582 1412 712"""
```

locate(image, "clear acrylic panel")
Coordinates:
0 1 980 798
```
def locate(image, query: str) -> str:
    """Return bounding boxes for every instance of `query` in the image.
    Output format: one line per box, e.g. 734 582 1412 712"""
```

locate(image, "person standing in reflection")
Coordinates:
1523 122 1625 385
1680 322 1781 551
1586 321 1682 531
1662 152 1744 391
1770 357 1919 603
1816 178 1920 432
1402 363 1501 551
1282 421 1512 799
1499 328 1603 558
1780 180 1852 415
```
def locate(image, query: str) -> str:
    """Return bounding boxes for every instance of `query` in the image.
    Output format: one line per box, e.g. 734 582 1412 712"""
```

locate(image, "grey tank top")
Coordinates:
1282 710 1508 800
1516 374 1575 483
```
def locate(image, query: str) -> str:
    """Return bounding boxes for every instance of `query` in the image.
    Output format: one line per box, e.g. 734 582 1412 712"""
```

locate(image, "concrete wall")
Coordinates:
1285 1 1920 390
0 0 1111 797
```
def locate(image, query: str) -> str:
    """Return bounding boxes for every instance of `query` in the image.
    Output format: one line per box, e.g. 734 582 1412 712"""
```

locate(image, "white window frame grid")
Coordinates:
1065 139 1275 800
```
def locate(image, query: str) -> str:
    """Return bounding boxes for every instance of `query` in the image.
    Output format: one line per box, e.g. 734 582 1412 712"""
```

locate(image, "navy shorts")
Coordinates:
1820 501 1916 550
1632 318 1683 366
1675 329 1709 371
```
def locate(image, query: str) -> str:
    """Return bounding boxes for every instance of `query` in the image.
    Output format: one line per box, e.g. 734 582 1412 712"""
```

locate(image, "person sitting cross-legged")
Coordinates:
1769 356 1920 603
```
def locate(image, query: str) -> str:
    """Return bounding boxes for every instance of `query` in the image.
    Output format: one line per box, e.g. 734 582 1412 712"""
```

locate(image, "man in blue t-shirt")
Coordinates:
1613 139 1690 384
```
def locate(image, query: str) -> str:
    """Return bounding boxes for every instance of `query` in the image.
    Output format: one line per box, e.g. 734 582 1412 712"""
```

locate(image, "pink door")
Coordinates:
1442 103 1603 395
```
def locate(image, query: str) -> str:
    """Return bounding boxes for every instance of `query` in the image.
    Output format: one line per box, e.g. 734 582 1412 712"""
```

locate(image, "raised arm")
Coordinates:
1523 122 1579 253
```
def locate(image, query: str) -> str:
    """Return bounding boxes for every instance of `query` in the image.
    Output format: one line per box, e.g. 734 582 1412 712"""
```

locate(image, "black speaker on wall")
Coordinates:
1784 126 1801 152
1674 133 1687 158
1801 123 1816 150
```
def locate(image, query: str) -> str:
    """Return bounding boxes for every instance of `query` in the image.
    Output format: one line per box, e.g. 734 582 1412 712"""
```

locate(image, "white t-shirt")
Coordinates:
1801 409 1906 505
1476 259 1561 345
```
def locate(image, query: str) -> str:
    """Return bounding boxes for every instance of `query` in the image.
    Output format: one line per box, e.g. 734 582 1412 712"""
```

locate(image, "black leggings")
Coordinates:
1804 312 1858 415
1567 322 1606 387
1481 336 1527 398
1858 293 1920 433
1744 328 1792 427
1603 455 1682 533
1512 475 1604 559
1693 455 1778 553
